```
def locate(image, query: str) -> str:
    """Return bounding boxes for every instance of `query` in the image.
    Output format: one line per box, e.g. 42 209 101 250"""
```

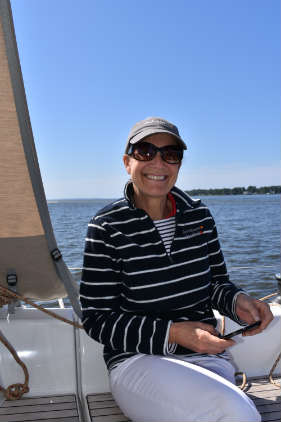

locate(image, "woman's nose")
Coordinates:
152 151 165 165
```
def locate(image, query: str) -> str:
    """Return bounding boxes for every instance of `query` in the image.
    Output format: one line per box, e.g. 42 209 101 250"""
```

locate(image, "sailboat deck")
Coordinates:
0 377 280 422
0 395 79 422
245 378 281 422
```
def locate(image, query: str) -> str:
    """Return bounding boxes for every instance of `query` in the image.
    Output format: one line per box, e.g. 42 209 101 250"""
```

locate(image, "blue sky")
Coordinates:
10 0 280 199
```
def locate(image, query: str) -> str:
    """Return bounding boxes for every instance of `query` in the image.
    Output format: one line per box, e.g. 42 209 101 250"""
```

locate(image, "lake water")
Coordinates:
48 194 280 299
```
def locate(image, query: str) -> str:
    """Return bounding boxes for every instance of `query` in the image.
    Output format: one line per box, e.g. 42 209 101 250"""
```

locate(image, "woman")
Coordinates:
80 117 273 422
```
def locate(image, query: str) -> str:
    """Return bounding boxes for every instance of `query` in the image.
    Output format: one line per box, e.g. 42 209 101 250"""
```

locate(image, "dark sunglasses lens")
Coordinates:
131 142 183 163
162 147 183 163
132 143 156 161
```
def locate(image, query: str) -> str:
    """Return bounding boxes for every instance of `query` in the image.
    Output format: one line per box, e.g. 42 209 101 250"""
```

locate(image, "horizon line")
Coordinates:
46 184 281 201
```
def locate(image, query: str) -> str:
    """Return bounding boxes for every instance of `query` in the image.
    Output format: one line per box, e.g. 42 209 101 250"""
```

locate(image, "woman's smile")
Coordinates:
144 174 167 181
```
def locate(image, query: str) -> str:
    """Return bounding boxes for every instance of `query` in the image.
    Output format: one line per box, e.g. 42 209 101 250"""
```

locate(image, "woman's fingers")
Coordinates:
197 322 218 335
200 330 235 353
242 300 273 336
236 294 274 336
171 321 235 354
255 301 273 330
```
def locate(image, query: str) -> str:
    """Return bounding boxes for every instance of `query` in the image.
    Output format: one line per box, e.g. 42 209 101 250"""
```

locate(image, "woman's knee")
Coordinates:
233 406 261 422
221 391 261 422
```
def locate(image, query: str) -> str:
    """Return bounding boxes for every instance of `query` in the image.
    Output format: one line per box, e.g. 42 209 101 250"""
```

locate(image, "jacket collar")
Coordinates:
170 186 201 210
124 180 135 208
123 180 201 211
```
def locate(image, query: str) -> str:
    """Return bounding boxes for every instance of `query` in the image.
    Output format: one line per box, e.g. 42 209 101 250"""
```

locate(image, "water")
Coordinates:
48 194 280 299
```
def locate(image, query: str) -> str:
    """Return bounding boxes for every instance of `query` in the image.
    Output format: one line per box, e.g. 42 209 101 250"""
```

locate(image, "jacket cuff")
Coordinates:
163 320 177 354
167 342 177 353
231 291 248 326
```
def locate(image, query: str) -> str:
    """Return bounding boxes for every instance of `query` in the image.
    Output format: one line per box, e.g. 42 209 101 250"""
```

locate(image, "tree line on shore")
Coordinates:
185 185 281 196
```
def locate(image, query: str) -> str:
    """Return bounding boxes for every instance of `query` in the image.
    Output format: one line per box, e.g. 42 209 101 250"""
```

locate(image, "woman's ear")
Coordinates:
123 154 131 175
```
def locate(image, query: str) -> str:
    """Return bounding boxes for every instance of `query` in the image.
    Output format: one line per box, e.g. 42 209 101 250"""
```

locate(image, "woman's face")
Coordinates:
123 133 181 202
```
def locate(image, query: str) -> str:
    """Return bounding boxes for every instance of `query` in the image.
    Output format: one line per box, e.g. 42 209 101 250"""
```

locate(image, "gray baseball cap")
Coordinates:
125 117 187 153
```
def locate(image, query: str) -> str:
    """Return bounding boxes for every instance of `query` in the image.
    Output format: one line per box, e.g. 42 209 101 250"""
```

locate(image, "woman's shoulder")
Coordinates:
90 196 132 224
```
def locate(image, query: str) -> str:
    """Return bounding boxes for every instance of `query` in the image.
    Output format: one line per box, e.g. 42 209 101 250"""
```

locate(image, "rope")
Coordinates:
0 330 29 400
0 293 14 307
235 372 247 390
0 286 82 329
258 292 279 301
269 352 281 388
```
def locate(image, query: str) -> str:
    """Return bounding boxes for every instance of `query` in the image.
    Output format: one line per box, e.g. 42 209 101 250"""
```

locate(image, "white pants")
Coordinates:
109 353 261 422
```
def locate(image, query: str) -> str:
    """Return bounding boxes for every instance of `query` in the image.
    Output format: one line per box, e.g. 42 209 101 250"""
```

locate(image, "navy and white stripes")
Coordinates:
80 183 243 370
154 216 176 255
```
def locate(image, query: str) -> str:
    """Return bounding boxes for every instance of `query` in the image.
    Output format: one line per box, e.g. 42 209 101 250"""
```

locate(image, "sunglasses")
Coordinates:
128 142 183 164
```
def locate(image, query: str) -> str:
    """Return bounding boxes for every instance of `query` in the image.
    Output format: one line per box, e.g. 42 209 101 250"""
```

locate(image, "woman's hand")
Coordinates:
235 293 274 336
169 321 234 354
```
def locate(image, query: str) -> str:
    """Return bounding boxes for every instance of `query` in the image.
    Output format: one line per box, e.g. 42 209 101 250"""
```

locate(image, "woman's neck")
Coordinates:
134 192 171 220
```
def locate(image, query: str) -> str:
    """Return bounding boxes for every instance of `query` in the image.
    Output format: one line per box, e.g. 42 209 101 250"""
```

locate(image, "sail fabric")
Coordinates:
0 0 81 317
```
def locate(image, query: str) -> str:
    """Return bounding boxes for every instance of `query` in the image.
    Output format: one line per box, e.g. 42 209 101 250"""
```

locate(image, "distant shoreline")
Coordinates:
185 185 281 196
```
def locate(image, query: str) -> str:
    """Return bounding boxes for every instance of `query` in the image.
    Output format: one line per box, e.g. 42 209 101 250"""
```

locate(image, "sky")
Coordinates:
10 0 280 199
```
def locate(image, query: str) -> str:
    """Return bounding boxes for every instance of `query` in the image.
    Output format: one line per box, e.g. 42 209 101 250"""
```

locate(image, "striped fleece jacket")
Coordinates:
80 182 243 371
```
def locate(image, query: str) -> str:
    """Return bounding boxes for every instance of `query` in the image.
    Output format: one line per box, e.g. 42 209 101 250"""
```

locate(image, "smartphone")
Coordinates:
218 321 261 340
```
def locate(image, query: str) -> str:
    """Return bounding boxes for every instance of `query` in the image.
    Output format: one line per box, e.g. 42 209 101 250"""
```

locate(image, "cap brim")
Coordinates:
129 129 187 150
